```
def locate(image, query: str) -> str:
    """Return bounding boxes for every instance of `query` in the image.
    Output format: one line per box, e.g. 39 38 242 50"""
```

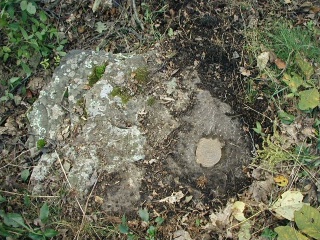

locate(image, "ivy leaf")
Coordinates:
282 72 303 94
20 1 28 11
0 195 6 204
21 169 30 182
298 88 320 111
119 215 129 234
275 226 308 240
26 2 36 15
295 205 320 239
43 229 59 237
95 21 107 33
295 53 314 80
4 213 28 229
119 224 129 234
40 202 49 223
138 208 149 222
278 111 295 125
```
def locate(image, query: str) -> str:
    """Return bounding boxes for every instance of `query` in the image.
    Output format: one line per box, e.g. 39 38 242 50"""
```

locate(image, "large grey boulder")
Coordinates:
27 50 250 212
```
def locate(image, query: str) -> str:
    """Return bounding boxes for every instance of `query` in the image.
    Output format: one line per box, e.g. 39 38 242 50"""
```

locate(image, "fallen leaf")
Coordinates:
232 201 246 221
209 201 233 229
232 201 252 240
295 205 320 239
257 52 270 71
77 26 85 34
94 196 104 204
282 72 303 94
270 190 306 221
240 67 251 76
298 88 320 111
274 175 289 187
310 6 320 13
248 174 274 203
92 0 101 12
275 226 309 240
295 54 314 80
173 230 192 240
238 221 251 240
275 58 286 69
159 191 184 204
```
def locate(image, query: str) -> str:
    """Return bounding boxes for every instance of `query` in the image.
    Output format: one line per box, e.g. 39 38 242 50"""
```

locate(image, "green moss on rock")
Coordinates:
133 67 149 84
88 62 107 87
110 86 131 104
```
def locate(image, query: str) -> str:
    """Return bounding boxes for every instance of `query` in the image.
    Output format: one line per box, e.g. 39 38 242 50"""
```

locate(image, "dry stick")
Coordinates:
0 190 59 198
132 0 144 31
75 171 101 240
55 150 85 215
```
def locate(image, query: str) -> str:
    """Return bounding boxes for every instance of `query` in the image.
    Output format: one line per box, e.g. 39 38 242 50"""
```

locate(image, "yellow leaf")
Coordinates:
232 201 246 221
274 175 289 187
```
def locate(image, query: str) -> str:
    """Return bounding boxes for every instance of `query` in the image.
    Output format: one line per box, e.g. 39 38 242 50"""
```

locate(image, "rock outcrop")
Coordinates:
27 50 250 212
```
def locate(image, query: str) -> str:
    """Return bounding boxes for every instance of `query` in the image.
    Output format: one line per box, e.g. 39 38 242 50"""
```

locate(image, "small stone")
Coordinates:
173 230 192 240
196 138 222 167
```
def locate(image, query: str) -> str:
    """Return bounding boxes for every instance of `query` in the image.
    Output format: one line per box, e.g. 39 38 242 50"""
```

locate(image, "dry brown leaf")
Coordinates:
95 195 104 204
240 67 251 77
311 6 320 13
159 191 184 204
209 201 233 229
257 52 270 70
275 58 286 69
248 174 274 203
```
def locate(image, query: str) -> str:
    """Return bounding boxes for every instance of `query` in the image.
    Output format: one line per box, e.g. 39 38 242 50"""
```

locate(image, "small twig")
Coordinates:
55 150 85 215
227 209 265 231
243 103 273 122
0 190 59 198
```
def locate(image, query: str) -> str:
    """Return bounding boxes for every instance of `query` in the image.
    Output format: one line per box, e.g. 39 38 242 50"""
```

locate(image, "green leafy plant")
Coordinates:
252 121 265 137
141 2 168 41
0 0 67 82
119 208 164 240
20 169 30 182
118 215 136 239
261 228 277 240
0 202 59 239
261 20 320 63
274 205 320 240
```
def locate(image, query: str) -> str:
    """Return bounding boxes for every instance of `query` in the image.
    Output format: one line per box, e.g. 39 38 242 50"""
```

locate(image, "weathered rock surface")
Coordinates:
27 50 250 213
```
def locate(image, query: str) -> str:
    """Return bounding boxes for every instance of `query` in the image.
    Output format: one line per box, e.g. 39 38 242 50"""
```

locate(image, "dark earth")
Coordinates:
1 0 319 239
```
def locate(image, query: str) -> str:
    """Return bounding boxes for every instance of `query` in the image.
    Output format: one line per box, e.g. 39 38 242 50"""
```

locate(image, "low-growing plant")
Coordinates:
0 200 59 239
0 0 67 85
261 228 277 240
141 2 168 41
119 208 164 239
261 20 320 64
274 205 320 239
